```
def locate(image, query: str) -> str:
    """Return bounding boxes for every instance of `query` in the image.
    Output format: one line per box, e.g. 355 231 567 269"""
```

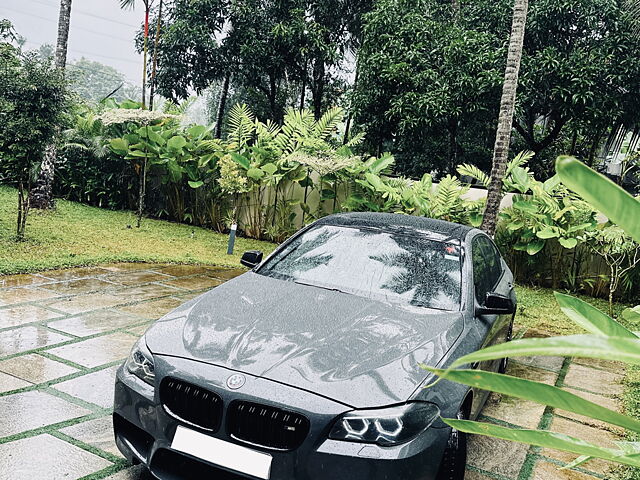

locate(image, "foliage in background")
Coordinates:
353 0 640 178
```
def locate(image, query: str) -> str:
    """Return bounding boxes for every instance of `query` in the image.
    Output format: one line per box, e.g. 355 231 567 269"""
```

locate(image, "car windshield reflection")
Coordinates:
258 224 462 311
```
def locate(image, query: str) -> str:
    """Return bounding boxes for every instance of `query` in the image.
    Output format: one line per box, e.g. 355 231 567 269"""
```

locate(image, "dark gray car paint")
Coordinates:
145 272 465 408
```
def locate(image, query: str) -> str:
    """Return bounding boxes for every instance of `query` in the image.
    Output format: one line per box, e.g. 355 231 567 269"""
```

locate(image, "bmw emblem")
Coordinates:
226 373 246 390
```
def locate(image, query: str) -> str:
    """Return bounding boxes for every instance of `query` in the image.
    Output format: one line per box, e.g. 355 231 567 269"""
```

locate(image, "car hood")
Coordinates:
145 272 464 408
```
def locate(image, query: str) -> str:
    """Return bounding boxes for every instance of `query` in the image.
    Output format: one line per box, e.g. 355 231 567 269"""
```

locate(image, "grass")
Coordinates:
514 285 630 336
0 186 277 275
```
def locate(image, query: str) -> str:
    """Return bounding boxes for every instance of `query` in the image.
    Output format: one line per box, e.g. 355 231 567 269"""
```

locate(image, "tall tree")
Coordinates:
480 0 528 235
353 0 503 176
29 0 72 210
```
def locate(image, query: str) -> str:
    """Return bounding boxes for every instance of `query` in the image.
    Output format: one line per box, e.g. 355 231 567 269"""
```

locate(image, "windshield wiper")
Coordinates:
293 280 352 296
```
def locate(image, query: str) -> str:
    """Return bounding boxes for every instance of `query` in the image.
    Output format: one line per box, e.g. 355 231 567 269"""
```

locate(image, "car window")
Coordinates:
472 236 502 302
258 224 463 311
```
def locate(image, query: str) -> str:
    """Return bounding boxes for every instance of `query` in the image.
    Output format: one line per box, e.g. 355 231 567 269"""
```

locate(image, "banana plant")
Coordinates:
428 157 640 471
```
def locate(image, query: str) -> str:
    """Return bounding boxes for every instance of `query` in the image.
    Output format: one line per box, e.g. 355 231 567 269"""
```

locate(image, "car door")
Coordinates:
469 235 515 415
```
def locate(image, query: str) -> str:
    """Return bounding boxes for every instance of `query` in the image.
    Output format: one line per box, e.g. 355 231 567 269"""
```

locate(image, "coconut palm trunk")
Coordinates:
480 0 529 236
148 0 163 110
215 72 231 139
29 0 72 210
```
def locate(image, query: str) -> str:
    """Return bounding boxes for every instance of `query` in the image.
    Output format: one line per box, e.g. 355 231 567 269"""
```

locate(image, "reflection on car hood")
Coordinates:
145 272 464 408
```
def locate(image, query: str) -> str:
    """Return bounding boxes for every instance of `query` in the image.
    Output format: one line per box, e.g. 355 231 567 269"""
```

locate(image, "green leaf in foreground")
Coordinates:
556 156 640 243
442 419 640 468
425 368 640 433
450 334 640 368
554 292 638 338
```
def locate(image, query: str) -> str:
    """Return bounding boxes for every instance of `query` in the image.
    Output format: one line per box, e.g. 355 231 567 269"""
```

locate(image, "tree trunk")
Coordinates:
142 7 150 109
137 158 147 228
148 0 163 110
311 60 325 121
300 58 307 111
480 0 529 236
343 60 359 145
215 73 231 139
29 0 72 210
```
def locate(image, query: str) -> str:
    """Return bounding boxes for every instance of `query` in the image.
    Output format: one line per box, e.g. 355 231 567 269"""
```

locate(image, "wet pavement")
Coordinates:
0 264 627 480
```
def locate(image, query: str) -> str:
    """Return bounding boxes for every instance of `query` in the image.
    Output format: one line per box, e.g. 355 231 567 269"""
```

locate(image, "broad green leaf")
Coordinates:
556 157 640 243
247 168 265 180
469 212 483 228
425 368 640 433
526 240 545 255
507 221 524 231
365 173 386 191
450 334 640 368
511 167 530 191
367 154 395 174
167 135 187 150
617 442 640 455
123 134 139 144
554 293 638 338
558 237 577 249
146 129 165 146
261 163 277 175
187 125 206 138
536 227 557 239
543 174 562 193
513 200 537 213
109 138 129 154
188 180 204 189
442 419 640 468
230 152 250 170
127 150 149 158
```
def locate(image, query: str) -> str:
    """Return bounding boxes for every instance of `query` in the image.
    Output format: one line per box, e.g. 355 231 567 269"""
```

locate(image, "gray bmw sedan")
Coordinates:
113 212 516 480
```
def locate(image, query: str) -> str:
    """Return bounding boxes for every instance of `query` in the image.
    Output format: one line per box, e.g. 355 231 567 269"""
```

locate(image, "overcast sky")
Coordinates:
1 0 143 82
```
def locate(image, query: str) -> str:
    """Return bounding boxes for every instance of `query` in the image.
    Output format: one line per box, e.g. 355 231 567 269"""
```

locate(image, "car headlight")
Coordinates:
329 402 440 446
125 337 155 386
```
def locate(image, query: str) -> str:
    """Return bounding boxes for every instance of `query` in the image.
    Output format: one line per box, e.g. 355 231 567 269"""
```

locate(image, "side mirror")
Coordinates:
240 250 263 269
476 292 515 316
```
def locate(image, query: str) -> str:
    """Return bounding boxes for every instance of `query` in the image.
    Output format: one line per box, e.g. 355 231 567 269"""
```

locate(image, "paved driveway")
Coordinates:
0 264 625 480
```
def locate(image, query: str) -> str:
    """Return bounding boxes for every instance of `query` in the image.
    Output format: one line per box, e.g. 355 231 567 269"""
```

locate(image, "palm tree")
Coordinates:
480 0 529 236
148 0 163 110
29 0 73 210
119 0 154 109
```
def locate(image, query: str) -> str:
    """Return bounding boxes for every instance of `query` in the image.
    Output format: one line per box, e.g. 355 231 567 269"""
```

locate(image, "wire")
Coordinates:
0 6 134 43
23 39 142 65
9 0 140 28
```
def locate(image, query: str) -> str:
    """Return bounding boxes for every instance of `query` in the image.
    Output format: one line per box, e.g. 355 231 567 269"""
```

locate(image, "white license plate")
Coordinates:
171 425 272 479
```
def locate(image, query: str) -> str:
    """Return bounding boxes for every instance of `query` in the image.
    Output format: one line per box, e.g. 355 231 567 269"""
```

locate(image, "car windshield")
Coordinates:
258 224 462 311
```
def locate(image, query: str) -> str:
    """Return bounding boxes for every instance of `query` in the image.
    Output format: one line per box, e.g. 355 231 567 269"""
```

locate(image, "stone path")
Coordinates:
0 264 627 480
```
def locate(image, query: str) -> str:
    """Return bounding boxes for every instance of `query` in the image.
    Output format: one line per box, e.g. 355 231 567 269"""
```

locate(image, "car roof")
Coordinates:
315 212 474 241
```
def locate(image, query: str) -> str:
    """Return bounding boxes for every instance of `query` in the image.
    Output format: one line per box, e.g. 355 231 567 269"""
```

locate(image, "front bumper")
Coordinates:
113 356 450 480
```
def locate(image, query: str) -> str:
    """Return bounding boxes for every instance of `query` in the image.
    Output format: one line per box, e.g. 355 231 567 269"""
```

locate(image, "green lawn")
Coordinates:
0 186 276 275
514 285 632 335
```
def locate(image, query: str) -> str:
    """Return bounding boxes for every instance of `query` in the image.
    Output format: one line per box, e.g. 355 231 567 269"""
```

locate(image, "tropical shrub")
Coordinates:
428 157 640 470
0 27 68 239
582 225 640 316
